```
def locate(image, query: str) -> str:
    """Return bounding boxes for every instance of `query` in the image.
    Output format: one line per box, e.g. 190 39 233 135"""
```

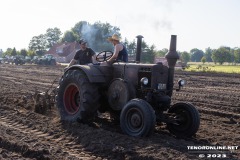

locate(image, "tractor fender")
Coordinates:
66 65 108 83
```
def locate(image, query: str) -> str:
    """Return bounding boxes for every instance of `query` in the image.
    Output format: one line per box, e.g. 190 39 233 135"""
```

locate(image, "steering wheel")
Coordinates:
96 51 113 62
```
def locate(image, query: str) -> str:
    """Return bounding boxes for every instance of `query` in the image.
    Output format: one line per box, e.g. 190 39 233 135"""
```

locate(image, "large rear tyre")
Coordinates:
120 99 156 137
56 70 99 122
167 102 200 137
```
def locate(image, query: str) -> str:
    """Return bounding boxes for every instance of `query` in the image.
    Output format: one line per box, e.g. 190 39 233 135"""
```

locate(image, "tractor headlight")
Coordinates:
140 77 149 85
178 79 186 86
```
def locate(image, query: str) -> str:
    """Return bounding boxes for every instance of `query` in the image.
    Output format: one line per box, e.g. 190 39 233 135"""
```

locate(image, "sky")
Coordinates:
0 0 239 52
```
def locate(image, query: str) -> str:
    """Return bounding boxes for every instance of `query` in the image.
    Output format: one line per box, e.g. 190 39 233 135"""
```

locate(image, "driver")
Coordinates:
66 39 96 68
101 33 128 65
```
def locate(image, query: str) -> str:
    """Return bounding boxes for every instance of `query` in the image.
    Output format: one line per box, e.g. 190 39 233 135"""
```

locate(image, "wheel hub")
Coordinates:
130 113 142 128
64 84 80 115
112 92 119 100
108 79 129 110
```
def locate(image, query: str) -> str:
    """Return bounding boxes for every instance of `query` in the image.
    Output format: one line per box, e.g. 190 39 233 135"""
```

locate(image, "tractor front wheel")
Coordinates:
120 99 156 137
167 102 200 137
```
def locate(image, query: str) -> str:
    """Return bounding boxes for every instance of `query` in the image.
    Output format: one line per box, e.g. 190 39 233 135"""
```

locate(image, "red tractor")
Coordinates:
56 35 200 137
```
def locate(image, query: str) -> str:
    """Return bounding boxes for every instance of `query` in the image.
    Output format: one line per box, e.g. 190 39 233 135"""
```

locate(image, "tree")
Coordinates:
201 56 206 64
20 49 27 57
61 30 78 43
223 46 233 63
11 47 17 56
71 21 89 40
234 48 240 63
3 48 13 57
70 21 120 52
181 51 190 63
125 39 136 61
156 48 168 57
28 34 47 56
205 47 213 62
27 50 36 58
45 27 62 49
90 21 120 51
190 48 204 62
211 47 231 65
141 43 155 63
0 49 3 57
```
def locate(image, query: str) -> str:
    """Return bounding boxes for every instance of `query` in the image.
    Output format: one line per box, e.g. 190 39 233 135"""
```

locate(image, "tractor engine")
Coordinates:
109 35 181 112
138 63 171 111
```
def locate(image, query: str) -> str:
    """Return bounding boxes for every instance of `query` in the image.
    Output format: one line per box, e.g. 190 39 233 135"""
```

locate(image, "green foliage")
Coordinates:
156 48 168 57
68 21 120 52
0 49 2 57
121 38 156 63
10 20 238 64
201 56 206 64
211 47 231 65
124 39 136 61
61 30 78 42
11 48 17 56
234 48 240 63
28 27 62 53
45 27 62 48
2 48 12 57
190 48 204 62
27 50 36 58
195 64 211 72
20 49 27 57
71 21 89 40
186 62 240 73
181 51 190 63
141 43 155 63
205 47 213 62
28 34 47 55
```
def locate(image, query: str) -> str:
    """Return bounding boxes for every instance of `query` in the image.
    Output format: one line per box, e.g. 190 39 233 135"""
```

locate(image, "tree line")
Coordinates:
179 47 240 65
1 21 239 64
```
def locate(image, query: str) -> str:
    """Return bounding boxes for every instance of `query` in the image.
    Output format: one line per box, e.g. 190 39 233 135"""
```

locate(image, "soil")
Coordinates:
0 64 239 160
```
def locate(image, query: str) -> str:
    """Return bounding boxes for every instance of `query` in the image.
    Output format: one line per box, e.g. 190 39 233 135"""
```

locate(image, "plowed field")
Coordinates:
0 64 239 160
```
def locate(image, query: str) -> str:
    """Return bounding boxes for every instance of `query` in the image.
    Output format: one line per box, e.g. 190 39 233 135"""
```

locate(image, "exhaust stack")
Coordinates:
165 35 179 68
165 35 179 97
136 35 144 63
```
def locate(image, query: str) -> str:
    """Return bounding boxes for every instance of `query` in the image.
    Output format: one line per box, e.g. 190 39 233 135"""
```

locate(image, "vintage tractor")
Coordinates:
56 35 200 137
13 55 25 65
35 54 56 65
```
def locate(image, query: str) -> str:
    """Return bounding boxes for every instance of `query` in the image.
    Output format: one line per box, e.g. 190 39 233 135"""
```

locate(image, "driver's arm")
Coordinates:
92 54 97 64
107 44 123 64
67 59 77 67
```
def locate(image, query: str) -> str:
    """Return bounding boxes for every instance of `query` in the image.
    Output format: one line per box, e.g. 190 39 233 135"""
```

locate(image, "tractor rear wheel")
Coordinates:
167 102 200 137
57 69 99 122
120 99 156 137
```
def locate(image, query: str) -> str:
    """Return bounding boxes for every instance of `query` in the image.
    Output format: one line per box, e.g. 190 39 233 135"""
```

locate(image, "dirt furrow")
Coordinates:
0 64 239 159
0 109 105 160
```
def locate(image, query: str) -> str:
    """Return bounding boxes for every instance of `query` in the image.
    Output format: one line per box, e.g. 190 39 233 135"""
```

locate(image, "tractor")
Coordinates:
13 55 25 65
35 54 56 65
56 35 200 137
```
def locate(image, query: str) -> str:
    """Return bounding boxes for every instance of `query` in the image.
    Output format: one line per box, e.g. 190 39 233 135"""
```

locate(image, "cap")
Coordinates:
79 39 87 45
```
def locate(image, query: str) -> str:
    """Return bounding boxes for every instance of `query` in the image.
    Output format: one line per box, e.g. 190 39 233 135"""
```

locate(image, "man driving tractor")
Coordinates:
67 39 96 68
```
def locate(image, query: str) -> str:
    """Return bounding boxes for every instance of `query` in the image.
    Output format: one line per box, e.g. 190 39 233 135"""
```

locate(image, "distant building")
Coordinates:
46 42 80 63
154 57 166 63
154 56 186 69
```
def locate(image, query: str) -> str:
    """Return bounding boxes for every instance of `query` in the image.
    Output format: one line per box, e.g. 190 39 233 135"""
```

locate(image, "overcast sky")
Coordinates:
0 0 239 52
